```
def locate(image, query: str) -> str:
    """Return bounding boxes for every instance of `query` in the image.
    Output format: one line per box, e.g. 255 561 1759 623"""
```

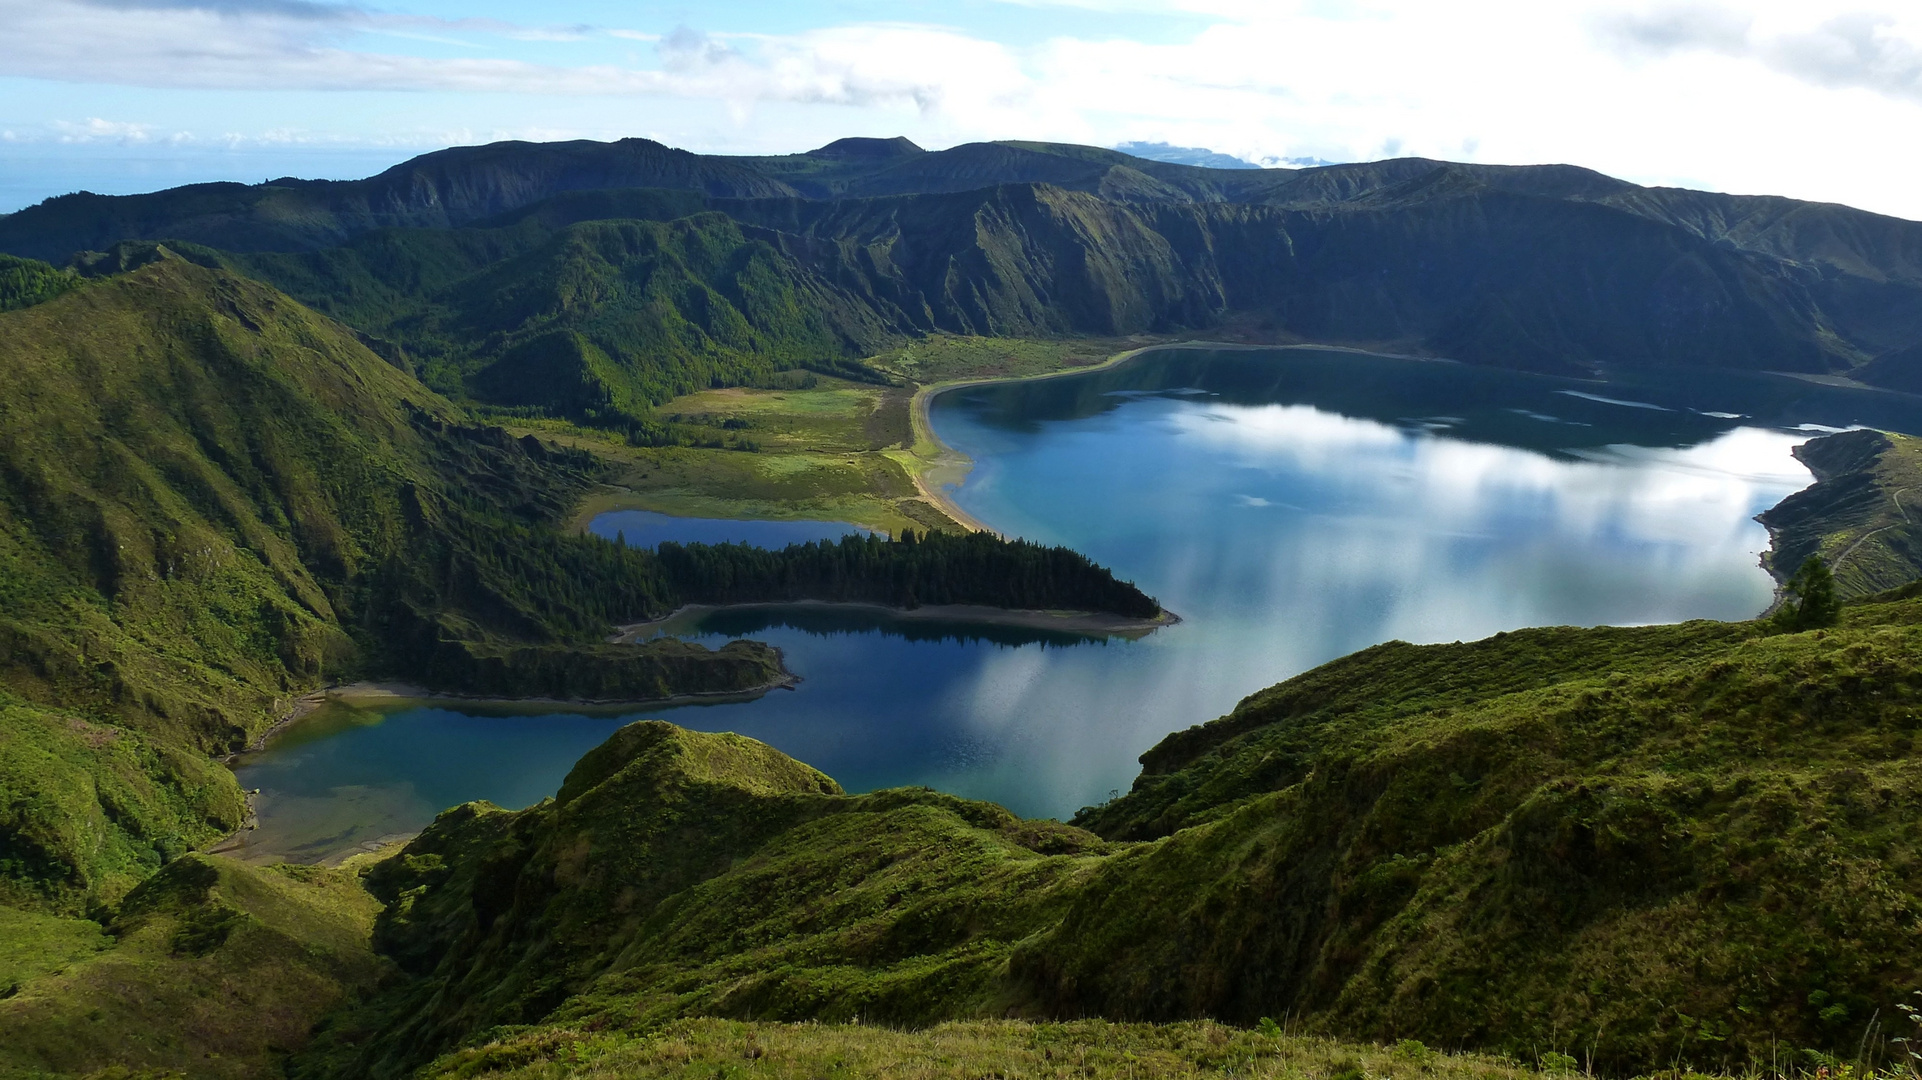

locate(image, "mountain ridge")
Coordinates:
7 135 1920 388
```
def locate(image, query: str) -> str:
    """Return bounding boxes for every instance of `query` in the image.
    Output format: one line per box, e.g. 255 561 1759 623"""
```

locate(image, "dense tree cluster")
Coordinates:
1772 555 1841 631
365 456 1159 688
653 529 1162 618
0 254 78 312
375 507 1159 676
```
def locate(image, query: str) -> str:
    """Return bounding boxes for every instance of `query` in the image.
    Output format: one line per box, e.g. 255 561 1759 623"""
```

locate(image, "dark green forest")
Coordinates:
653 529 1161 617
0 253 77 311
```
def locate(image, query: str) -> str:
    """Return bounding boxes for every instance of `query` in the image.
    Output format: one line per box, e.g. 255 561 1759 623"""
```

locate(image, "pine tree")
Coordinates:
1774 556 1841 631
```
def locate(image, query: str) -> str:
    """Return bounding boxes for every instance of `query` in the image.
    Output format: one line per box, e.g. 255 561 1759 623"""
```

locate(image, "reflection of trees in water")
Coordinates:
690 608 1110 649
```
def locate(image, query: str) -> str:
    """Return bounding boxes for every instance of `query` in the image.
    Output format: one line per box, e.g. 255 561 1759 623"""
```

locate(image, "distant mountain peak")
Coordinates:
1114 141 1261 170
807 137 925 161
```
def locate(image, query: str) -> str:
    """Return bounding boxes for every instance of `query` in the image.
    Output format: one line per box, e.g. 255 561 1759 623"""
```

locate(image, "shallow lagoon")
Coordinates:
234 348 1922 862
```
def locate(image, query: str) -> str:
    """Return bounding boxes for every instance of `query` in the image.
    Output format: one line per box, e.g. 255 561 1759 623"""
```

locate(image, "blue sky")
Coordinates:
3 0 1921 219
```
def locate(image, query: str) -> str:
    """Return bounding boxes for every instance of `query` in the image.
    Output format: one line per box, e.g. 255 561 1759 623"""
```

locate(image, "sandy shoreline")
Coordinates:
614 600 1180 642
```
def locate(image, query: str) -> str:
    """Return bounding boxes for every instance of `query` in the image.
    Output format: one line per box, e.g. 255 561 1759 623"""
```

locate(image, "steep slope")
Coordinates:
0 138 801 260
298 721 1112 1078
188 175 1873 398
6 137 1918 386
0 255 447 751
0 854 386 1080
0 257 788 910
207 213 897 419
293 595 1922 1076
1050 600 1922 1068
1758 428 1922 597
0 256 790 750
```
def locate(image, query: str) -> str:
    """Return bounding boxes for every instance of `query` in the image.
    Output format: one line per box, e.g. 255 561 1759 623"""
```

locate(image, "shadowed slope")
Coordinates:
8 137 1918 387
0 854 387 1080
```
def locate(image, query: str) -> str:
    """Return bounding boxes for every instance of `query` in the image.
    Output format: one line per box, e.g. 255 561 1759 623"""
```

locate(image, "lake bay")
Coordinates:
232 348 1922 862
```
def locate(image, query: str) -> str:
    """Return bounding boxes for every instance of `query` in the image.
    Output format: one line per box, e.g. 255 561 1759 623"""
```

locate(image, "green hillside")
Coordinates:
246 592 1922 1077
0 853 387 1080
7 135 1921 386
0 256 765 912
0 255 1155 915
197 213 898 425
1760 428 1922 597
93 172 1868 452
1056 601 1922 1069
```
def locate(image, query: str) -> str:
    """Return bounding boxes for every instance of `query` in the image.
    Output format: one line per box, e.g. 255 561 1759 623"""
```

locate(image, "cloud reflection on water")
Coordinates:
926 399 1811 814
238 356 1835 854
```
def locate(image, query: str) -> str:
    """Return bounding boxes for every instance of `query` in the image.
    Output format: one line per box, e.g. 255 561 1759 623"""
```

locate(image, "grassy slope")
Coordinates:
0 257 786 911
422 1019 1538 1080
1054 598 1922 1068
0 257 436 909
0 854 386 1080
0 692 245 911
563 337 1148 536
0 256 423 751
196 212 898 424
290 596 1922 1078
296 721 1111 1077
1760 429 1922 598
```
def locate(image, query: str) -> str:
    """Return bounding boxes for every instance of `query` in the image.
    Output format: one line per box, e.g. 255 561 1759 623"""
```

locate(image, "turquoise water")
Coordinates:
233 348 1922 862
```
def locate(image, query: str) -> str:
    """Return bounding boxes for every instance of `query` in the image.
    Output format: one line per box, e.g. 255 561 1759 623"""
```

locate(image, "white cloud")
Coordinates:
2 0 1921 218
45 117 197 144
1600 4 1922 103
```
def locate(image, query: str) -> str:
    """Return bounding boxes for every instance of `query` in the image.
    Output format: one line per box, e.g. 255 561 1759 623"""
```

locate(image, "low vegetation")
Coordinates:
866 335 1135 386
1760 429 1922 598
555 380 946 537
0 854 385 1080
418 1018 1540 1080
